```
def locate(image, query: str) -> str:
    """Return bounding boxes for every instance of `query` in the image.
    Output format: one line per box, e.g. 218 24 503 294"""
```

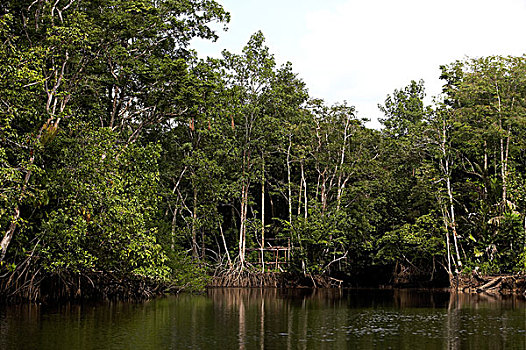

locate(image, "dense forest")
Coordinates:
1 0 526 300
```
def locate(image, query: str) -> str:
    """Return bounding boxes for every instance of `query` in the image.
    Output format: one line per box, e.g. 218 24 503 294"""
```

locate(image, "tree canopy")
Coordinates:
2 2 526 300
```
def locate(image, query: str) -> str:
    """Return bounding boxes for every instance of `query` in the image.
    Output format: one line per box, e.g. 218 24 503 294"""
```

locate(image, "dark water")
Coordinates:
1 289 525 349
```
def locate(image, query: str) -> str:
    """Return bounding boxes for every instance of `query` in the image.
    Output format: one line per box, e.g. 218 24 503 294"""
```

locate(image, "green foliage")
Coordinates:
167 252 210 291
287 208 349 274
379 79 427 138
0 0 230 296
37 125 169 279
2 0 526 298
376 213 445 266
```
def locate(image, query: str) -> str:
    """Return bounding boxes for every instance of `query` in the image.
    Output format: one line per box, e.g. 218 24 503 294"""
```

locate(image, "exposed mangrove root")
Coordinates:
208 268 284 288
208 266 343 288
0 264 172 303
450 272 526 295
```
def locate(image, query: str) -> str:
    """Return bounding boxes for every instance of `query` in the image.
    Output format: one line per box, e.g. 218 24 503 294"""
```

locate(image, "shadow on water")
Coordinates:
1 288 525 349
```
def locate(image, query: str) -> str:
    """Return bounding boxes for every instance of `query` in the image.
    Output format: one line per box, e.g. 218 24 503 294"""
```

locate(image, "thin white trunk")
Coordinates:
503 126 511 206
440 116 461 273
192 186 198 258
261 155 265 272
302 161 308 219
336 115 351 211
439 197 453 275
446 168 462 271
219 221 232 267
171 206 178 251
287 134 293 224
495 81 509 207
239 184 247 266
441 118 462 272
242 186 248 264
297 166 303 217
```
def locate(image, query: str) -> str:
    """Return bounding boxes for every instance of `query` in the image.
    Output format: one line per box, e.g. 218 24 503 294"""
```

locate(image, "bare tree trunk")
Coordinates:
321 176 327 215
439 197 454 275
441 118 462 272
497 129 511 217
496 81 510 208
483 140 488 199
286 134 293 225
502 126 511 206
261 155 265 272
242 184 248 265
238 143 250 269
171 206 179 251
219 221 232 267
439 115 461 273
297 163 303 217
239 183 247 266
447 169 462 272
192 186 198 258
336 114 351 211
201 228 205 260
301 161 308 219
1 207 20 262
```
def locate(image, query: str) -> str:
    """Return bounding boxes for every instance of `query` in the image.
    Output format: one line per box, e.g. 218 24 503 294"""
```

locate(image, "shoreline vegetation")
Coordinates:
2 1 526 302
2 266 525 303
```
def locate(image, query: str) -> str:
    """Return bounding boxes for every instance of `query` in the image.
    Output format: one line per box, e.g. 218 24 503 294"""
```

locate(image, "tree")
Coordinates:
0 0 230 298
440 56 526 273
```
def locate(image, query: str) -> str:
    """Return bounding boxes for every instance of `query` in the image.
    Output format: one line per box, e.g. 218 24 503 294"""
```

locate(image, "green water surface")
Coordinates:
1 288 525 349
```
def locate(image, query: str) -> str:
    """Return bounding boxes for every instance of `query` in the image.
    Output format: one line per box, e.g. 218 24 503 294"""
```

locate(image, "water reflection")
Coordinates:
0 289 525 349
203 289 525 350
446 292 526 350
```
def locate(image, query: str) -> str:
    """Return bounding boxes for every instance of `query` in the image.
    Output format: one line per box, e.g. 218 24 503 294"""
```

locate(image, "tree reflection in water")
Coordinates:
0 288 525 349
206 288 525 350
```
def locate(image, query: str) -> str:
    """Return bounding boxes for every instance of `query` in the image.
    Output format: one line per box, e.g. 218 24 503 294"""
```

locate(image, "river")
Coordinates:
1 288 525 349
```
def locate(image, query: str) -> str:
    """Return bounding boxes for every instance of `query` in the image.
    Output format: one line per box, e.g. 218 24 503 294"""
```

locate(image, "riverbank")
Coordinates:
451 273 526 295
208 270 345 288
208 269 526 296
0 270 173 303
3 267 526 303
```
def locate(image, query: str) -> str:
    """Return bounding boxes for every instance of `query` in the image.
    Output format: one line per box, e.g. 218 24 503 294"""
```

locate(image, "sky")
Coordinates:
192 0 526 128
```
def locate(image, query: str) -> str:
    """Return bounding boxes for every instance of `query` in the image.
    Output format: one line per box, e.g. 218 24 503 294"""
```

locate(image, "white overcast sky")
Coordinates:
192 0 526 128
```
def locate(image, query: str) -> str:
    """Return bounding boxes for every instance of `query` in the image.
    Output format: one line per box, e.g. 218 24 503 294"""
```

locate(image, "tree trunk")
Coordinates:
447 169 462 272
171 206 178 251
301 161 308 219
201 228 206 260
502 126 511 206
321 176 328 215
0 207 20 262
297 162 303 217
442 119 462 272
261 155 265 272
239 183 247 266
441 203 453 276
496 81 510 208
439 115 461 273
336 114 351 211
286 134 293 225
219 221 232 267
192 186 198 258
